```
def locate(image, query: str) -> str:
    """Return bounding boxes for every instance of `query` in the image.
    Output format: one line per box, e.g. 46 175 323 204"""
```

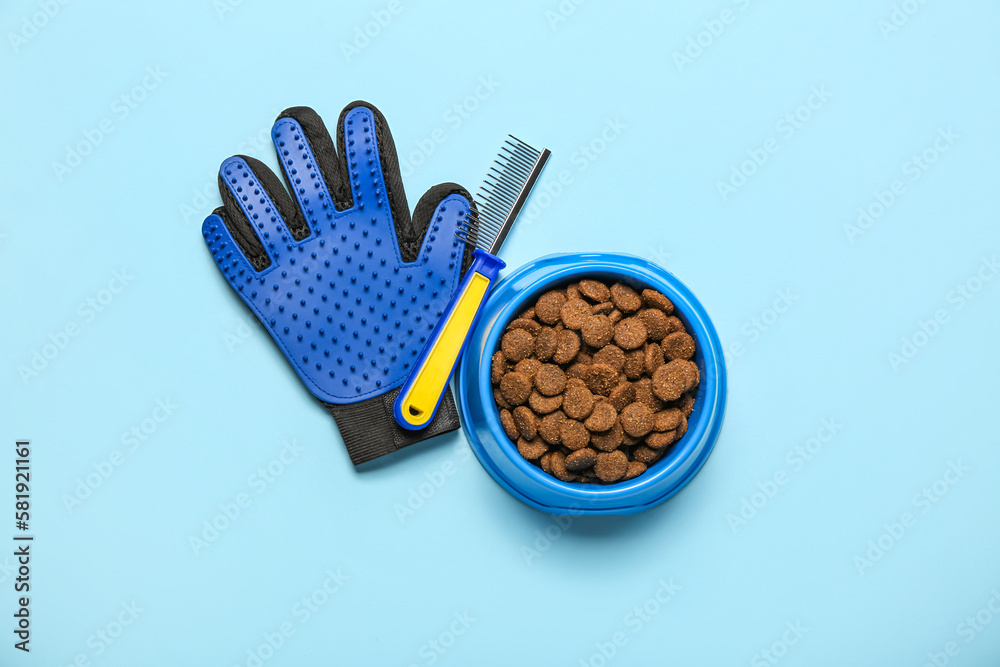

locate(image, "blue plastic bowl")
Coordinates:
456 253 727 515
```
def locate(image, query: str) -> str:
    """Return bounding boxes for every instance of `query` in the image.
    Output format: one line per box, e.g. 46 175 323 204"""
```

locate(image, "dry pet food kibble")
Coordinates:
492 279 701 483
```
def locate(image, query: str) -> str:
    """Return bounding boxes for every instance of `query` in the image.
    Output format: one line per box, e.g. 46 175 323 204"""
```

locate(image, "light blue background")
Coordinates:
2 0 999 665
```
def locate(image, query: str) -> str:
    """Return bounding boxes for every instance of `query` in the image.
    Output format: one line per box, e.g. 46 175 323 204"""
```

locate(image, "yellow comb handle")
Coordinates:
394 249 503 430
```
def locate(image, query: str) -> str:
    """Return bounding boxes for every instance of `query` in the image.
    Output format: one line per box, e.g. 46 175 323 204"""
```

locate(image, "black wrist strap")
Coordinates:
324 387 461 465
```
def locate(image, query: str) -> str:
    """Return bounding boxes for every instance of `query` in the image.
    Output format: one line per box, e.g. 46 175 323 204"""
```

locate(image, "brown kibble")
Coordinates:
608 382 635 411
584 364 618 396
595 450 629 482
549 451 576 482
632 445 659 464
507 318 541 336
633 378 666 410
623 460 647 480
517 437 548 460
590 421 624 452
494 387 511 410
623 349 645 380
514 358 541 380
529 390 563 415
578 279 611 303
565 448 597 471
662 331 696 360
491 351 507 385
500 409 518 441
644 342 663 375
584 402 617 432
499 277 698 484
651 363 684 401
552 329 581 365
641 289 674 314
638 308 670 341
501 329 535 362
500 371 532 405
535 290 567 324
647 430 677 449
534 363 567 397
610 283 642 313
592 344 625 371
562 382 595 420
620 402 654 438
614 317 647 350
513 405 538 440
560 299 592 330
534 327 557 361
539 451 553 473
675 414 688 438
664 359 695 392
538 411 567 444
560 420 591 450
581 315 613 347
654 408 683 432
680 360 700 390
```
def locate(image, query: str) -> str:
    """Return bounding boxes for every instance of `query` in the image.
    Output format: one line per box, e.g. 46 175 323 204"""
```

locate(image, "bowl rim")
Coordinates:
457 252 727 514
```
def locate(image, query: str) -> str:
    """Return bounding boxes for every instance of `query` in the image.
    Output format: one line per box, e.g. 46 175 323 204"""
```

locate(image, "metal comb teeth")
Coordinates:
457 136 550 254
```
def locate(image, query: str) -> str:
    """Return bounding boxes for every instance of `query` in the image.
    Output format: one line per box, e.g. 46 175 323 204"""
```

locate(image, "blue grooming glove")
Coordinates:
202 102 473 464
